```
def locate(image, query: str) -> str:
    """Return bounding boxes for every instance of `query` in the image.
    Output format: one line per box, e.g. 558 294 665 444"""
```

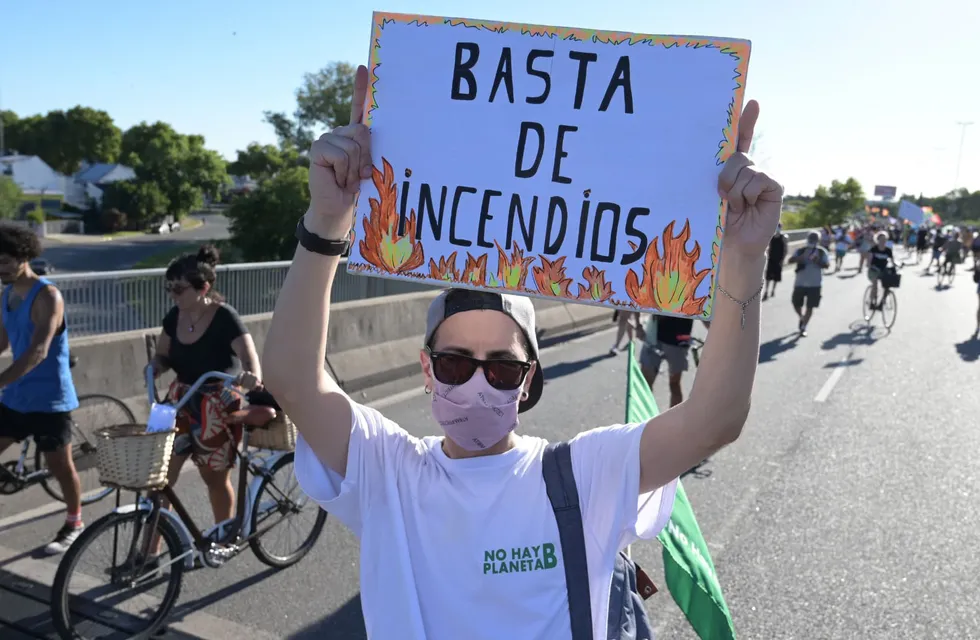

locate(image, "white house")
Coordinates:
0 155 138 211
73 162 137 208
0 154 66 195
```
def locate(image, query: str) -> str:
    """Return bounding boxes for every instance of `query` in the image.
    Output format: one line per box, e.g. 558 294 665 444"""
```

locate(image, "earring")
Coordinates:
521 391 529 400
424 386 432 395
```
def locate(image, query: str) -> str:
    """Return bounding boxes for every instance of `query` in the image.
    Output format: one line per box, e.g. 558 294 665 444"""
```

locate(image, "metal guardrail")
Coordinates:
50 228 820 338
49 259 437 338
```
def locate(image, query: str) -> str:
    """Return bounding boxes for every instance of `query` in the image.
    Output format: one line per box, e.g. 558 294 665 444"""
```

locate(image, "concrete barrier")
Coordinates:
0 237 812 419
0 292 612 420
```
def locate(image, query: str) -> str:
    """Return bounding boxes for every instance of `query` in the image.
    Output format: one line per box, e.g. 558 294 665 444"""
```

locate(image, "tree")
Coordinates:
262 111 314 152
262 61 356 151
0 176 22 219
294 62 357 130
120 122 228 219
226 166 309 261
0 107 121 174
802 177 866 227
227 143 300 181
101 180 170 229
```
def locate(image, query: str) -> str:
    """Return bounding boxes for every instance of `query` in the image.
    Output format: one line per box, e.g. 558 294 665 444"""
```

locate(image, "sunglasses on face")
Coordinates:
427 350 532 391
165 282 189 295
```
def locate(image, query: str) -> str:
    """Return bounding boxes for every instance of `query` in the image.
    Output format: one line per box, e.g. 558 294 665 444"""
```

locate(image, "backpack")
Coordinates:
543 442 658 640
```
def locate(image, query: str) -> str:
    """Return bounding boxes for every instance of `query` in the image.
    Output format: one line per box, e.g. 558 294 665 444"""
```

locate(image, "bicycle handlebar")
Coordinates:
145 365 237 413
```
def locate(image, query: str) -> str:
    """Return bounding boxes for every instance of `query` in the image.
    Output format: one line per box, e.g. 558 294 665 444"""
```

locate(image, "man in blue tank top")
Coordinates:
0 222 82 554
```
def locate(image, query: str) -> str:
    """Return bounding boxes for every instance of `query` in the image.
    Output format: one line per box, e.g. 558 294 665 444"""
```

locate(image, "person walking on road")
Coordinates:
787 231 830 337
763 224 788 300
0 222 82 555
263 66 784 639
638 314 708 408
609 310 641 356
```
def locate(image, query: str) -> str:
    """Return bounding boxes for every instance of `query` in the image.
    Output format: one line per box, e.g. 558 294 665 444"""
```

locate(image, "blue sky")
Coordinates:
3 0 977 197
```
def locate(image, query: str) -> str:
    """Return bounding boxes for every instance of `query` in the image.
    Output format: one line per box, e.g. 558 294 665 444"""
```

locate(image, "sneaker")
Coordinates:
608 347 618 356
44 523 84 555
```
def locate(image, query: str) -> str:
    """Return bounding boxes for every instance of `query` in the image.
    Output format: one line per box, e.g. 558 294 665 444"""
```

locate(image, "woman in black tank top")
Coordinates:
146 244 263 534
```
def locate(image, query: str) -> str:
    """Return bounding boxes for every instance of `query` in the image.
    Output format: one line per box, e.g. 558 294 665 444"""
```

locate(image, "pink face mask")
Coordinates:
431 374 520 451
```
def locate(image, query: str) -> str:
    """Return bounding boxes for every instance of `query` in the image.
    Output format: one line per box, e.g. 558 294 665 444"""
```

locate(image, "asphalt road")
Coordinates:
39 214 231 273
1 249 979 639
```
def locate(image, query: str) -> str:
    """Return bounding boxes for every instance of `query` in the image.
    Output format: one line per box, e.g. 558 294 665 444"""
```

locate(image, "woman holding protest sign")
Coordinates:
264 52 781 639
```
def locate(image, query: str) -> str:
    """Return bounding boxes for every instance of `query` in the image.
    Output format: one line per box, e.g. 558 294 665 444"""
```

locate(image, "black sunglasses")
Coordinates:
165 281 189 295
427 349 532 391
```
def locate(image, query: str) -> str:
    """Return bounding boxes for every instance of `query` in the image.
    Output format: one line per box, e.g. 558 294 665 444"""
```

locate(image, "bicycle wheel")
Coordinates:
862 286 875 322
249 451 327 569
39 394 135 505
51 508 185 640
880 289 898 329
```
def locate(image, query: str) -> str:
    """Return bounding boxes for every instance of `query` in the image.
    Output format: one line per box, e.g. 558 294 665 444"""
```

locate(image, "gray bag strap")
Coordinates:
542 442 595 640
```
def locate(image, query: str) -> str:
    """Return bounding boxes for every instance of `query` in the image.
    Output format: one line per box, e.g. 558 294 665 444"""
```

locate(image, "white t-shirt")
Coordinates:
295 401 678 640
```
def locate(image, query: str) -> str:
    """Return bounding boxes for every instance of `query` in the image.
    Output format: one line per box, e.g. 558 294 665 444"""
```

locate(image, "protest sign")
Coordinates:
347 12 751 318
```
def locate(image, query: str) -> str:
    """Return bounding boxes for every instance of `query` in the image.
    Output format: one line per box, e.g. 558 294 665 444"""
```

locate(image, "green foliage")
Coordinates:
1 106 121 174
227 143 300 181
0 176 22 220
26 204 45 225
120 122 228 220
262 61 356 151
101 180 170 228
101 208 128 232
227 166 309 261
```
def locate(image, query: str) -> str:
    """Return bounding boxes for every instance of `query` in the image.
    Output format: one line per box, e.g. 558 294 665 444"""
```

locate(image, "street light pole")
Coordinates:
953 121 973 192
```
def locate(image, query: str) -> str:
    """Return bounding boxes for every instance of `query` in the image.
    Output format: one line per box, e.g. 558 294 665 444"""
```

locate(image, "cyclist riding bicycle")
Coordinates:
867 232 897 312
941 231 964 279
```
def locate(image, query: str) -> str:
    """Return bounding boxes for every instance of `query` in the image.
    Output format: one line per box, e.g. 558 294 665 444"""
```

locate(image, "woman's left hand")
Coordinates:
718 100 784 259
235 371 261 390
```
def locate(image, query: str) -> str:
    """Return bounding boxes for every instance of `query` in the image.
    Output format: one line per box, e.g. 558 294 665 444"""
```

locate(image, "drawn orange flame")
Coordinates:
494 241 535 291
532 255 573 297
576 266 615 302
428 251 459 282
357 157 424 274
461 253 488 287
624 220 711 314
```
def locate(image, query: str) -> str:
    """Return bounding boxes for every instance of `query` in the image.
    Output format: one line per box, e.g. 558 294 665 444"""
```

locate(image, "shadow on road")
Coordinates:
823 358 864 368
821 322 883 350
166 566 279 627
289 593 366 639
759 333 800 363
544 353 610 382
954 337 980 363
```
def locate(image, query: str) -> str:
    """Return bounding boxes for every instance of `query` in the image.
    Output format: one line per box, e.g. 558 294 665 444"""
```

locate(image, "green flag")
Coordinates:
626 342 737 640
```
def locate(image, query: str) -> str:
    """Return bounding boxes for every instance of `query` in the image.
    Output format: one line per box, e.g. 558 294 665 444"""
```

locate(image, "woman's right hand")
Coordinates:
305 64 372 239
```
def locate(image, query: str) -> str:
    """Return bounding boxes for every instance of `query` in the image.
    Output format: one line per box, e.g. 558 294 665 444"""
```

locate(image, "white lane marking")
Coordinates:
0 543 279 640
814 355 852 403
369 326 617 410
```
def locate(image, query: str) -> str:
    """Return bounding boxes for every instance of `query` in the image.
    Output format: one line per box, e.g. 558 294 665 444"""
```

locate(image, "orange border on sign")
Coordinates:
357 12 751 319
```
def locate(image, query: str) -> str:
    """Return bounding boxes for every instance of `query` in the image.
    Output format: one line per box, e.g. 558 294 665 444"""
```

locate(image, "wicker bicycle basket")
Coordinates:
248 412 297 451
95 424 175 490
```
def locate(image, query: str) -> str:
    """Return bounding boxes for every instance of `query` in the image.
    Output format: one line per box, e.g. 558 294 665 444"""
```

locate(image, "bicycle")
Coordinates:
0 388 136 504
863 265 901 329
51 369 327 639
937 257 957 288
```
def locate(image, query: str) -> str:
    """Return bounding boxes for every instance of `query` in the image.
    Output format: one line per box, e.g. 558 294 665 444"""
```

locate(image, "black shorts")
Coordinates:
792 286 821 309
765 258 783 282
0 404 73 452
